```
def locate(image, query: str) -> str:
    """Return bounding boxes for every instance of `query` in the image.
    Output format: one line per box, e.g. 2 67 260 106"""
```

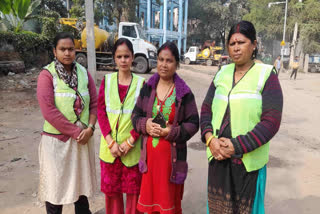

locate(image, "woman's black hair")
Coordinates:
53 32 75 48
157 41 180 67
112 38 134 59
227 21 258 59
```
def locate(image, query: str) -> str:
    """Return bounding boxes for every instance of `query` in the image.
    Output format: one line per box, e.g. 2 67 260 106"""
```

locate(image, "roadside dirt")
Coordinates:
0 65 319 213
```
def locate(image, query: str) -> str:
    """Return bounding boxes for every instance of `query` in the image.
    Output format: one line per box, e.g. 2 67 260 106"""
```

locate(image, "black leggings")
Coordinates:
290 69 298 80
45 195 91 214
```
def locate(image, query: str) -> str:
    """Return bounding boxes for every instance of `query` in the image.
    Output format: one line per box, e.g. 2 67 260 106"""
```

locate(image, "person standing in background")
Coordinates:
290 56 299 80
274 55 281 75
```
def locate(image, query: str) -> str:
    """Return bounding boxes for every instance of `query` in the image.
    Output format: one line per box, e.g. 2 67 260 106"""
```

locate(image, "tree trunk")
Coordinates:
299 51 304 72
289 22 298 68
304 54 309 73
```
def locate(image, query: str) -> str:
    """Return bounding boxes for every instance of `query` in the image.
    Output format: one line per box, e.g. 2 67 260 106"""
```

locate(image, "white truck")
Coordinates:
60 19 157 73
184 45 223 66
118 22 157 73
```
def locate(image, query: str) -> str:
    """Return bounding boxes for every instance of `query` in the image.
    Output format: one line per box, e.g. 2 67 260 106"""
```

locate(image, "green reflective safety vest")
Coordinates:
207 63 274 172
43 61 90 134
99 72 144 167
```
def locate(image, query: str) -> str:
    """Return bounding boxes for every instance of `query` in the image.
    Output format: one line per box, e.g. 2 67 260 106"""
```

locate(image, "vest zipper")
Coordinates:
226 63 255 138
115 73 133 143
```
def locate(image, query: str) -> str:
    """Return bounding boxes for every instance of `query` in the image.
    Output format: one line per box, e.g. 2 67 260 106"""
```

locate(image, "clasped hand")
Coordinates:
76 128 93 145
109 140 133 158
146 118 171 138
209 137 235 161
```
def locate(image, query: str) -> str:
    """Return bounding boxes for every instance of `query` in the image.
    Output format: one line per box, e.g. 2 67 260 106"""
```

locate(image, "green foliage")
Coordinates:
99 0 139 26
39 0 67 17
69 0 85 18
0 31 51 66
188 0 248 47
0 0 41 32
0 0 13 15
244 0 320 54
41 17 58 40
298 0 320 54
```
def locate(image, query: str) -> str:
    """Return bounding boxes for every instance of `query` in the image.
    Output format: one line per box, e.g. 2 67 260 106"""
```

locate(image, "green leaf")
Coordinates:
12 0 31 20
25 0 41 19
0 0 12 14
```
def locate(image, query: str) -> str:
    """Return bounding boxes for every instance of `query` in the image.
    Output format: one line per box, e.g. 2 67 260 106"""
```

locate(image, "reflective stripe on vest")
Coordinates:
43 61 90 134
99 72 144 167
207 63 274 172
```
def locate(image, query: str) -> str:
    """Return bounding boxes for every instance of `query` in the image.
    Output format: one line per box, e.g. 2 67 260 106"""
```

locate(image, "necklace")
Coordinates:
156 83 174 112
236 62 255 75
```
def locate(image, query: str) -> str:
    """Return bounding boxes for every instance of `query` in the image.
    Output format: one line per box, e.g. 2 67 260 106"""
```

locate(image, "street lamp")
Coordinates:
268 0 288 63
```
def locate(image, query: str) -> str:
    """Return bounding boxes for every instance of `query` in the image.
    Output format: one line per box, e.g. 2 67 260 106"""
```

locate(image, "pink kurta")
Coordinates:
37 69 97 141
98 77 141 195
37 67 97 204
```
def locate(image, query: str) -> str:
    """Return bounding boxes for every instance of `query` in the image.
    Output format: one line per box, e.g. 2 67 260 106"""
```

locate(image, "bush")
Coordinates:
0 31 52 68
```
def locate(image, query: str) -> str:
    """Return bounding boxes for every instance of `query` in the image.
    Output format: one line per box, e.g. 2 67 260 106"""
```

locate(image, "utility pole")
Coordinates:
282 0 288 63
66 0 70 18
85 0 96 83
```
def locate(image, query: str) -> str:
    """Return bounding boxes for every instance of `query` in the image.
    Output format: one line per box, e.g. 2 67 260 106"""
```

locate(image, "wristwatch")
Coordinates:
88 124 95 132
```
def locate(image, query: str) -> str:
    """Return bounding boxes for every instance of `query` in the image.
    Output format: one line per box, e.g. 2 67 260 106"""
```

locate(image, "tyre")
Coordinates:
310 67 316 73
206 59 213 66
75 53 87 68
0 61 25 75
184 57 191 65
133 56 148 73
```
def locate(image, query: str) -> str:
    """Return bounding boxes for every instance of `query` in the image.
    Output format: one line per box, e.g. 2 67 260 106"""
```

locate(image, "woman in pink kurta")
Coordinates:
97 38 143 214
37 32 97 214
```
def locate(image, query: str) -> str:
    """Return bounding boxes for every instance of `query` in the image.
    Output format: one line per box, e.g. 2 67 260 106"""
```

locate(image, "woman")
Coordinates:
200 21 283 214
37 32 97 214
132 41 199 214
97 38 144 214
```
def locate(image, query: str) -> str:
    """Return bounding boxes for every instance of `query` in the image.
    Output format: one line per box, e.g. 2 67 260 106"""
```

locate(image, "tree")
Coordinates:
188 0 248 47
243 0 320 54
101 0 139 27
39 0 68 17
0 0 41 32
298 0 320 54
69 0 85 18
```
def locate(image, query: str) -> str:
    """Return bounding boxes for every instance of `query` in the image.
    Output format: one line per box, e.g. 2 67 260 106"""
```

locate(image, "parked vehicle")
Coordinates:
60 18 157 73
308 54 320 73
184 41 223 66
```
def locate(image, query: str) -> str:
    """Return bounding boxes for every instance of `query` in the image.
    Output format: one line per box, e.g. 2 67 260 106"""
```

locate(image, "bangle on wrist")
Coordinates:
206 135 215 147
108 140 115 149
126 138 134 148
88 124 95 132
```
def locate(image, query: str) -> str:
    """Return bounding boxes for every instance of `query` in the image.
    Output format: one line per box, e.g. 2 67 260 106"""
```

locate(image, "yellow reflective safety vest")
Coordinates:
99 72 144 167
207 63 274 172
43 61 90 134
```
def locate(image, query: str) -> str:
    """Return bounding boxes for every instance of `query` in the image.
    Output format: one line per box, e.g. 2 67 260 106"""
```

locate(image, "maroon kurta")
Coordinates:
97 77 141 195
37 69 97 142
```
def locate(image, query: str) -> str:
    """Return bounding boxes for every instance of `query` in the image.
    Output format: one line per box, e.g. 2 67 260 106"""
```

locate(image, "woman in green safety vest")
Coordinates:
97 38 145 214
37 32 97 214
200 21 283 214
